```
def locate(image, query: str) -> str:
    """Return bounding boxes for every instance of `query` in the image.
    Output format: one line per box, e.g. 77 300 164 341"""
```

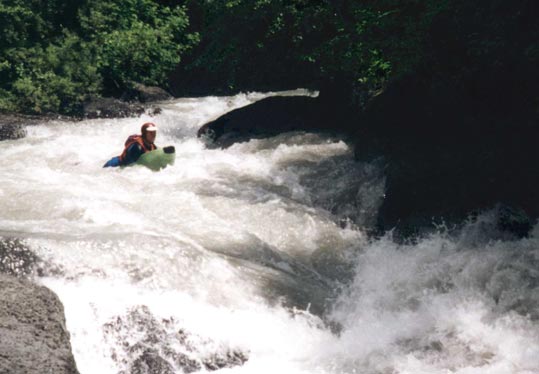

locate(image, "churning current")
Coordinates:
1 91 538 374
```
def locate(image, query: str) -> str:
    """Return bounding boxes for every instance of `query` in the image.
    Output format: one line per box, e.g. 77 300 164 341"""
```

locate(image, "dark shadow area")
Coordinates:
355 73 539 238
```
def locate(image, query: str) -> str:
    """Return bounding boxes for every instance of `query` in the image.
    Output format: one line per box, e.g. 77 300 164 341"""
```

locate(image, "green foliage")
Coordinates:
182 0 276 90
79 0 198 94
179 0 396 93
0 1 89 113
2 0 537 115
8 33 101 113
176 0 539 116
0 0 197 114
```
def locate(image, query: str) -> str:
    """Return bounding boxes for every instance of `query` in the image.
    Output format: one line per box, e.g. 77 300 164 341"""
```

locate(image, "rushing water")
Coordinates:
1 91 538 374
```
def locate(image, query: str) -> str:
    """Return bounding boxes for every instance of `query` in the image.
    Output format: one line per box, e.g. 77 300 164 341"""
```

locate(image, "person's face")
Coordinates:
144 131 156 144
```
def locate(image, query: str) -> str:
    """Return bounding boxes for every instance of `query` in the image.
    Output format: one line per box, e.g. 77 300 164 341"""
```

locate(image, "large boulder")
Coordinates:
196 79 361 146
197 93 360 148
354 73 539 237
82 97 145 119
0 274 79 374
197 95 321 144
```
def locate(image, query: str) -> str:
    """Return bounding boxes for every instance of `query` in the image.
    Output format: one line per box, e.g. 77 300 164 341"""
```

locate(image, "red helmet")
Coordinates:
141 122 157 134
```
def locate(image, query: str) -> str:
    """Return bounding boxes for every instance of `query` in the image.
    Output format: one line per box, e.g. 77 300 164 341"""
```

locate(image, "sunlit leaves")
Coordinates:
79 0 197 93
0 0 198 114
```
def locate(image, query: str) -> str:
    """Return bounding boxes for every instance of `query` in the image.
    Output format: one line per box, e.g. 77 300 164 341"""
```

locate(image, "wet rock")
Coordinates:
0 237 39 277
130 349 175 374
197 95 329 146
105 306 248 374
496 204 533 239
0 123 26 140
203 350 249 371
123 84 173 103
355 73 539 237
147 106 163 117
0 274 79 374
461 204 534 242
170 351 201 374
83 97 145 119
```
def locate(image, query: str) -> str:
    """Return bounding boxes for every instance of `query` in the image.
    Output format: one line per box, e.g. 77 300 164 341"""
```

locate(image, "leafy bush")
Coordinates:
177 0 396 94
0 0 197 114
7 34 101 113
79 0 199 95
2 0 537 115
177 0 538 116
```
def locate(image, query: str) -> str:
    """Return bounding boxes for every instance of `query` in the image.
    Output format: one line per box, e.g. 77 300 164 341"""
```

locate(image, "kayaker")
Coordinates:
103 122 158 167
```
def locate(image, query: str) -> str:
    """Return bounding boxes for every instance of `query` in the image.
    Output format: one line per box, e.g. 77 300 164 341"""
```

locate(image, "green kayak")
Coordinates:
135 146 176 171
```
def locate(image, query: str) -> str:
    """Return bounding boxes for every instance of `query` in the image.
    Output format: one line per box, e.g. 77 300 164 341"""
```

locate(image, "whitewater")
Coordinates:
1 91 538 374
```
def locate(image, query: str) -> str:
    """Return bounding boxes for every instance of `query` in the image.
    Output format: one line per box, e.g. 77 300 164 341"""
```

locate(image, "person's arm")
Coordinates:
122 143 145 165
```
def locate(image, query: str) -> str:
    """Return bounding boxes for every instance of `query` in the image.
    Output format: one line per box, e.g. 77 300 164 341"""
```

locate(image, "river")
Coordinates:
1 91 538 374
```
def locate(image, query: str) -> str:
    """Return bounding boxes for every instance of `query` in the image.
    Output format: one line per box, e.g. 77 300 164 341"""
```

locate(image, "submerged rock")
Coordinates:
0 237 39 276
122 83 173 103
203 350 249 371
495 204 533 239
0 274 79 374
310 247 356 284
130 349 175 374
105 305 248 374
0 123 27 140
83 97 145 119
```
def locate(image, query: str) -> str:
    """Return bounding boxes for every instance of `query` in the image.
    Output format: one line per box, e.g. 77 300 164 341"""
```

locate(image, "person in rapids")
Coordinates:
103 122 158 167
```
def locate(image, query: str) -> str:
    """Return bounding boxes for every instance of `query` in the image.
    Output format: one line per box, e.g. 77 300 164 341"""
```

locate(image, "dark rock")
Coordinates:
83 97 145 119
0 237 39 277
122 84 173 103
197 95 320 143
495 205 533 239
197 94 358 147
0 113 73 137
0 123 26 140
203 350 249 371
147 106 163 117
0 274 79 374
355 73 539 237
171 352 200 374
0 113 50 127
457 204 534 245
130 349 174 374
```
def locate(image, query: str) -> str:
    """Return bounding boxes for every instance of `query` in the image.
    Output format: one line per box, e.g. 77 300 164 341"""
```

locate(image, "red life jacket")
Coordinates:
119 135 156 163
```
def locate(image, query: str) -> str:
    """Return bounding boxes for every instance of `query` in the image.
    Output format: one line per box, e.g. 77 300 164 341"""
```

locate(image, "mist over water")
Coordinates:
1 91 538 374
